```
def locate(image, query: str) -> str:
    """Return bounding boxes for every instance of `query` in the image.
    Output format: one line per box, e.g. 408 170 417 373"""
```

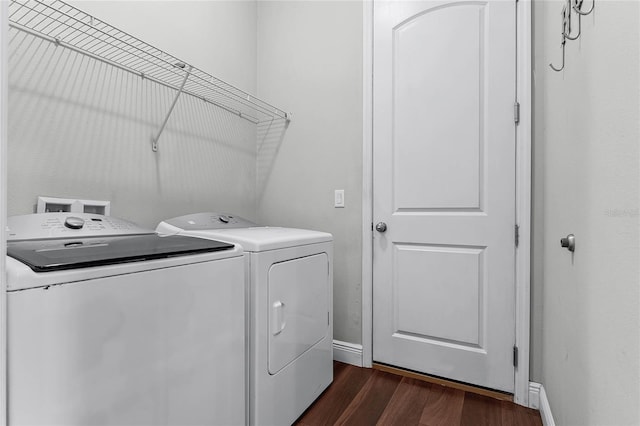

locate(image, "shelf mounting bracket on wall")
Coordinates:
152 63 192 152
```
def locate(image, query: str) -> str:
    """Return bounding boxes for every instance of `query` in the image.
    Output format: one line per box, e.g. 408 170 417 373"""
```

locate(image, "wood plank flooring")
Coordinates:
295 362 542 426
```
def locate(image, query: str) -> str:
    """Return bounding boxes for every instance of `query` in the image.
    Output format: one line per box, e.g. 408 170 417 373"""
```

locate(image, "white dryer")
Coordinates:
7 213 246 426
157 213 333 426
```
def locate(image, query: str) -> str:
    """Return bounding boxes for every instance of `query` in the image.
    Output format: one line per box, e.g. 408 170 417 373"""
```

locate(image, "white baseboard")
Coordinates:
333 340 363 367
529 382 555 426
528 382 541 409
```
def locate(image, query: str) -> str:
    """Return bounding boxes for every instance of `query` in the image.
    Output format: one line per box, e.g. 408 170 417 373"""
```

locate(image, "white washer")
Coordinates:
157 213 333 426
7 213 246 426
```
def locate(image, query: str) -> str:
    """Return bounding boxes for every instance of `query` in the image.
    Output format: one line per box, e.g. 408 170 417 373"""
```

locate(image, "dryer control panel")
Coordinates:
161 212 257 231
7 213 152 241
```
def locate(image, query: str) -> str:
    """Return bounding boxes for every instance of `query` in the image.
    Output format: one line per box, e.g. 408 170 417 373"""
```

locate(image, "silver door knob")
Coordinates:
375 222 387 233
560 234 575 252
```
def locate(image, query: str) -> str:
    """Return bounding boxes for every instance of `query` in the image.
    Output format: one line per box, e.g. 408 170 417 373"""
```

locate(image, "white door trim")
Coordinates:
0 1 8 423
361 0 532 404
514 0 533 407
361 0 374 370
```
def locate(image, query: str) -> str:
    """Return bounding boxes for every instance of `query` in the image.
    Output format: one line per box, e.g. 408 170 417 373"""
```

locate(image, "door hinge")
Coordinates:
513 345 519 367
514 102 520 125
515 224 520 247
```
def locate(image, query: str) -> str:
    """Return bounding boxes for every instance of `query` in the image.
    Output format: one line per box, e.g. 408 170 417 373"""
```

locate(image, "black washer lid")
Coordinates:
7 234 234 273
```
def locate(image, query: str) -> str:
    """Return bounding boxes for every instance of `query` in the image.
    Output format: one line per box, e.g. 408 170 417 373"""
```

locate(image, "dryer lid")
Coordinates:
166 227 333 252
159 212 257 231
157 213 332 252
7 234 234 272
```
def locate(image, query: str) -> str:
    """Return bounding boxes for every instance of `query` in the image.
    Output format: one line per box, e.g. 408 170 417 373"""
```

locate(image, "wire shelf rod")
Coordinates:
11 1 186 79
9 22 265 122
8 0 289 123
8 21 261 123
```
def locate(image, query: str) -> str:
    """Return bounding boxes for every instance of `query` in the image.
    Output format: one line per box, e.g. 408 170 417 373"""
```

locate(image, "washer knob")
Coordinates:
64 216 85 229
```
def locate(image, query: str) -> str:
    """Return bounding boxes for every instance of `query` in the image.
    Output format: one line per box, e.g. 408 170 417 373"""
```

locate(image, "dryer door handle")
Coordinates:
272 301 286 336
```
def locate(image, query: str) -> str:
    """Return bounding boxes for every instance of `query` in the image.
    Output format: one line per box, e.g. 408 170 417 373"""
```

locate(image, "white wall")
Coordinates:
8 1 259 228
256 1 364 344
532 1 640 424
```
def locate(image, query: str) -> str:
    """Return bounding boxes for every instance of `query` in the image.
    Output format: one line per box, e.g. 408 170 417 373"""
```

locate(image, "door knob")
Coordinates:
375 222 387 233
560 234 575 252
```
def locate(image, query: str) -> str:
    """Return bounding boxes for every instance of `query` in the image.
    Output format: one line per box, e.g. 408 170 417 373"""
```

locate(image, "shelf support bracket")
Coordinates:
152 63 192 152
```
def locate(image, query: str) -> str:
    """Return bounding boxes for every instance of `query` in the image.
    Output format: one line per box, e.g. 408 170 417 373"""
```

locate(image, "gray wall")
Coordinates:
532 1 640 424
8 1 259 228
256 1 364 344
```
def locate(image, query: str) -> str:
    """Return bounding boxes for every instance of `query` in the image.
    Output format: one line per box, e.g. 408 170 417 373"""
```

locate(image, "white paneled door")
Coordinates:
372 0 517 392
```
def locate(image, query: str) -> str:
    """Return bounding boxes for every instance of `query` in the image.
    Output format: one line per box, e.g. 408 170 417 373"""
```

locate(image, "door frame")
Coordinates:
361 0 533 407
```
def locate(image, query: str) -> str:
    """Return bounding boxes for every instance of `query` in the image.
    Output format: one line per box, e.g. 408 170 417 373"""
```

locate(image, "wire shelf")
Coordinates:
8 0 290 125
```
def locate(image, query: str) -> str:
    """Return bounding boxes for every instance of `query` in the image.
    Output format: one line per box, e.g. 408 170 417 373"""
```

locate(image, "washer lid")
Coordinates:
166 227 332 252
7 234 234 272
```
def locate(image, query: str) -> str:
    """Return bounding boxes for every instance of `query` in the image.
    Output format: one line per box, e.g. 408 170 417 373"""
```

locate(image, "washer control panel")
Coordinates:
7 213 152 241
162 212 257 231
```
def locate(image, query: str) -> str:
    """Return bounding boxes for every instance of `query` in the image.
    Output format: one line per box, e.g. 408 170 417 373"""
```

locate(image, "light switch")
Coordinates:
334 190 345 208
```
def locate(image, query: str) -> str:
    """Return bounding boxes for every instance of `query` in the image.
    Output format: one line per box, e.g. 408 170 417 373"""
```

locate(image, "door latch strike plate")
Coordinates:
513 346 518 367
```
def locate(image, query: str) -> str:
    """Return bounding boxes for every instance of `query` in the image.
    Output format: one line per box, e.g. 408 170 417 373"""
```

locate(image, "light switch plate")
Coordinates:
334 190 345 208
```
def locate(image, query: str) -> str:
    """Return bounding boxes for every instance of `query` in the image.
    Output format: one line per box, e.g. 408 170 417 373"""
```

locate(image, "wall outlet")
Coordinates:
334 190 345 208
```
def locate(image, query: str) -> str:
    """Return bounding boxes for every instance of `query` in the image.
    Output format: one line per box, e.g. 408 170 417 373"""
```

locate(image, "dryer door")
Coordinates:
268 253 329 374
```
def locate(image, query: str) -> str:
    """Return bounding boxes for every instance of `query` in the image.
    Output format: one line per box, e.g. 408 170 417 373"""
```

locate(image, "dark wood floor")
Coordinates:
295 362 542 426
